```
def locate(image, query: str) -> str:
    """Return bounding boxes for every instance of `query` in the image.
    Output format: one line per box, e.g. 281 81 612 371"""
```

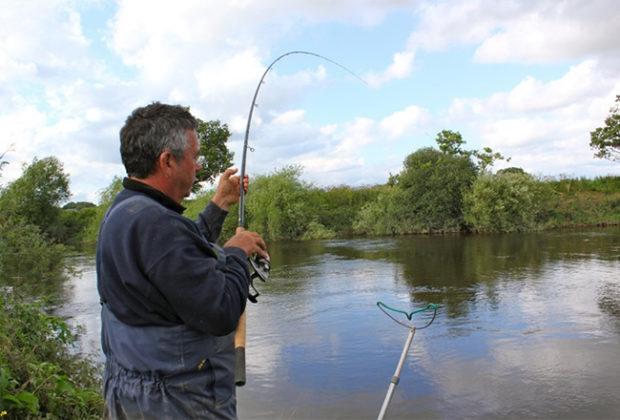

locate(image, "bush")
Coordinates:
0 293 103 419
244 166 314 241
464 172 556 232
0 218 68 294
353 186 408 235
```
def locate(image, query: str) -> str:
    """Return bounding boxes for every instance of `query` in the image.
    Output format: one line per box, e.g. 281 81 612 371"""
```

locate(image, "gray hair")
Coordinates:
120 102 198 178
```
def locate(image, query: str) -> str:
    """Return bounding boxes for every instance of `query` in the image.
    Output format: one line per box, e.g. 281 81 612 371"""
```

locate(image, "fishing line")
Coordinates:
238 50 368 227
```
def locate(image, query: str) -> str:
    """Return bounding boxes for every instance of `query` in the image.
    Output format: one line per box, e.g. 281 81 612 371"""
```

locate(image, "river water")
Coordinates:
57 228 620 419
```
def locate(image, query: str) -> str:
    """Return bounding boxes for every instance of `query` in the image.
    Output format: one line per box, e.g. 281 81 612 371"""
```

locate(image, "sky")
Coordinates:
1 0 619 203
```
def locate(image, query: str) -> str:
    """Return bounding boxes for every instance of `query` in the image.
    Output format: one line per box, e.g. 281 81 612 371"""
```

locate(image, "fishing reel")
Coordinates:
247 255 270 303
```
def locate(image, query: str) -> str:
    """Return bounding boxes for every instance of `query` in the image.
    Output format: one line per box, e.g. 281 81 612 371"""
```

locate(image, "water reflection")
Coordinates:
54 228 620 418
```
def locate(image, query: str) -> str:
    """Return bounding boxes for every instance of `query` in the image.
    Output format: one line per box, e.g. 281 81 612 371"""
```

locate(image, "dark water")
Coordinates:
58 228 620 419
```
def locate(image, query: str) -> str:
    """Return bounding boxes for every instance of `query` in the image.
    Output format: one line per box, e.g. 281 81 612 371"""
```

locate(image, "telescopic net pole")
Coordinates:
377 327 416 420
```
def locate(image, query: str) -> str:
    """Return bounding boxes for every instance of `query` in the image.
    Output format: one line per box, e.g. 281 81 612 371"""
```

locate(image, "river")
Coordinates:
57 227 620 419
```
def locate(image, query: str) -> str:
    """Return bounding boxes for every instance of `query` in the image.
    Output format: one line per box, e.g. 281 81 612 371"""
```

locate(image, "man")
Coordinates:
97 102 268 419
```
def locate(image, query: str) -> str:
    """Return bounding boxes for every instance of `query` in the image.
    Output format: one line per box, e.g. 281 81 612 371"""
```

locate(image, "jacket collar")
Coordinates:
123 177 186 214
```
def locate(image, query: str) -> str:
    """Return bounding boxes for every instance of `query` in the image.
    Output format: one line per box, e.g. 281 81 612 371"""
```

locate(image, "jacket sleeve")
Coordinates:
195 201 228 243
145 214 249 336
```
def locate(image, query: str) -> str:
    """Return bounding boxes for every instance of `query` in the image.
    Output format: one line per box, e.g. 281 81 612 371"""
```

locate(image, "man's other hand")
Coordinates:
212 168 249 211
224 227 269 260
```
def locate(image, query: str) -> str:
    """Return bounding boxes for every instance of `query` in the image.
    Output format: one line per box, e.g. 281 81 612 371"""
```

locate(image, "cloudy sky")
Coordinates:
1 0 619 203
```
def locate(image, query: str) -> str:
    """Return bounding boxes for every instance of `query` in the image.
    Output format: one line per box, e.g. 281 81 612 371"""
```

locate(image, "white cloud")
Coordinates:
380 105 429 139
365 51 415 87
0 1 89 83
407 0 620 65
445 59 620 177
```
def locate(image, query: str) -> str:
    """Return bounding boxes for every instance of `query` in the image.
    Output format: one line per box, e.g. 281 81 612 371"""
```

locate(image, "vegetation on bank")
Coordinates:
0 158 103 419
0 293 103 419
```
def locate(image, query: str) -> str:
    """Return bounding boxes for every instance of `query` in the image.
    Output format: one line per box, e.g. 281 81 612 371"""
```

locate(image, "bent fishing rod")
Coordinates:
233 50 366 387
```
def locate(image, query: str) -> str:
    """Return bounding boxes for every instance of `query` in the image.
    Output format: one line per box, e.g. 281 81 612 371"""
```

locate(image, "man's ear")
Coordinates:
157 150 174 177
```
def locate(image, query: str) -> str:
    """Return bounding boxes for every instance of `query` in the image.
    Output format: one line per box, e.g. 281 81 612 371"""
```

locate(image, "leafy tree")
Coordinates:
497 167 526 175
398 147 477 231
0 157 69 241
590 95 620 160
194 119 234 190
435 130 467 156
473 147 509 173
62 201 96 210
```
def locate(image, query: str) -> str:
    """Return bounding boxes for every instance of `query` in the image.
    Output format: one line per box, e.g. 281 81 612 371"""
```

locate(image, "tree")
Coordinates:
590 95 620 160
194 119 235 191
473 147 509 173
435 130 508 172
435 130 467 156
398 147 477 231
0 157 70 240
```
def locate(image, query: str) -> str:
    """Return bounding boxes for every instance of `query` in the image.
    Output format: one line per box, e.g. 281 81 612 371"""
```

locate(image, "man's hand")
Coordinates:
224 228 269 260
212 167 249 211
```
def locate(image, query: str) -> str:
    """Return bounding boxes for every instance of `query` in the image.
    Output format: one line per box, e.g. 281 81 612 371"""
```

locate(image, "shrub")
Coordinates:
0 293 103 419
464 172 556 232
0 218 68 294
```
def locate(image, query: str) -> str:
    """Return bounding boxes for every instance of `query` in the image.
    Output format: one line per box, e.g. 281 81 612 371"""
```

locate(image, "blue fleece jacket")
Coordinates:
96 178 249 336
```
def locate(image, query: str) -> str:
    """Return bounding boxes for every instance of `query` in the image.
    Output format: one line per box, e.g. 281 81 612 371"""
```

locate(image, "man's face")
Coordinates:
171 129 201 201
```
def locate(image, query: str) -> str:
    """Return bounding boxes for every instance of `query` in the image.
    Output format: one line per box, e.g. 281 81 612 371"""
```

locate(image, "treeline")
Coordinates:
0 157 103 418
181 131 620 241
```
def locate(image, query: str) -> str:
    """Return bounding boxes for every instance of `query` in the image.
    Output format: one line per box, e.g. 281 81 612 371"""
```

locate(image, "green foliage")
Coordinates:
82 176 123 249
0 218 68 294
0 293 102 419
309 185 382 236
398 147 477 231
590 95 620 160
62 201 96 210
245 166 314 241
464 172 556 232
54 207 98 250
301 221 336 240
194 119 234 190
547 175 620 195
0 157 70 242
472 146 509 173
353 185 407 235
435 130 467 156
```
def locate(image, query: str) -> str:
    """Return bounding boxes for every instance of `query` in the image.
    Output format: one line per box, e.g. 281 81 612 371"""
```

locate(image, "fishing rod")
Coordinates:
233 50 366 387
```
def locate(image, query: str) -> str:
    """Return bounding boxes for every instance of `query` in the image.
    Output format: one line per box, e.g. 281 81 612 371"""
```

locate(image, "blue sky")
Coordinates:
1 0 619 202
